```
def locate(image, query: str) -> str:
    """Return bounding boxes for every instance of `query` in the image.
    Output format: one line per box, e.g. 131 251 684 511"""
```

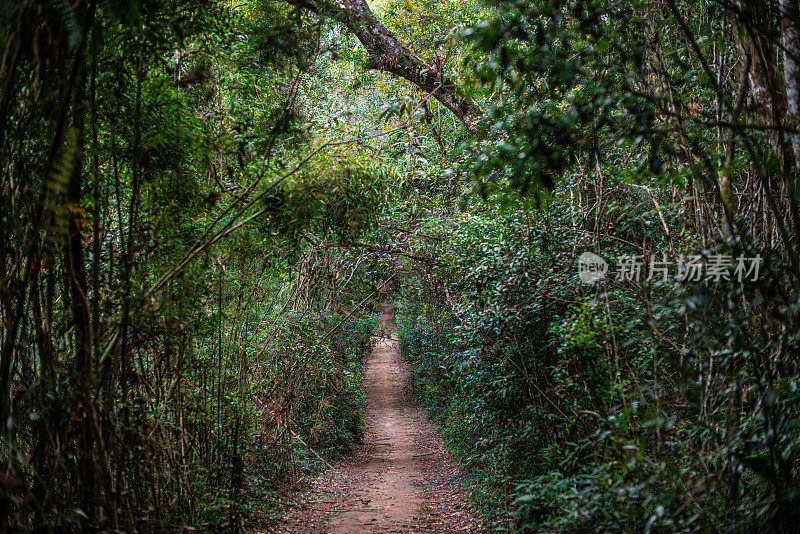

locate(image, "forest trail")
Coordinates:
273 302 480 533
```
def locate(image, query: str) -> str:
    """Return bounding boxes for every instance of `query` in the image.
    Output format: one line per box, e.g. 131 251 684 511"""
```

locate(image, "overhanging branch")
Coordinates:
286 0 482 136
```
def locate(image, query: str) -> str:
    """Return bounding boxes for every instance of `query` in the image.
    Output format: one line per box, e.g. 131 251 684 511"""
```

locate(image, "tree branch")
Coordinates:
352 240 445 265
286 0 482 136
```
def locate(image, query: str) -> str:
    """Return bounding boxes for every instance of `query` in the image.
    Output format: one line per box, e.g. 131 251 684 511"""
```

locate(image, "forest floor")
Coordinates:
269 302 481 533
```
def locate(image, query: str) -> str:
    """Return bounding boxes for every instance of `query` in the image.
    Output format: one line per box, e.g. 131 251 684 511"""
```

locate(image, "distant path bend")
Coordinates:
273 302 480 533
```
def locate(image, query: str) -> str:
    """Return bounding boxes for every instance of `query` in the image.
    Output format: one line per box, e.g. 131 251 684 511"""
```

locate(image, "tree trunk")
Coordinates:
782 0 800 171
287 0 482 136
65 72 97 525
730 2 800 252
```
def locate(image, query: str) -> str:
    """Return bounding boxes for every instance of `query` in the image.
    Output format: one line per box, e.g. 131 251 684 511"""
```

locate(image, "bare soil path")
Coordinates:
272 302 480 533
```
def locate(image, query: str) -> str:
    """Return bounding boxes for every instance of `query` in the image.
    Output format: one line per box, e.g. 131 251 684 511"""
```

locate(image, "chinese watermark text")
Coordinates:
577 252 763 284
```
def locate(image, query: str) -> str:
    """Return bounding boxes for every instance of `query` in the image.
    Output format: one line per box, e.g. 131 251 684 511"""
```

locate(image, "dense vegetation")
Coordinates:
2 0 800 532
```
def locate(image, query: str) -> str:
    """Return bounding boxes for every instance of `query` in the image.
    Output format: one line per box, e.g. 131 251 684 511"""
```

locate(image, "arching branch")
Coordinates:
286 0 483 136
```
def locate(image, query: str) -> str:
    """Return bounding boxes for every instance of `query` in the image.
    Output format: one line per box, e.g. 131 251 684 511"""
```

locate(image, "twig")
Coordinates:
351 241 445 265
290 429 333 470
320 275 397 342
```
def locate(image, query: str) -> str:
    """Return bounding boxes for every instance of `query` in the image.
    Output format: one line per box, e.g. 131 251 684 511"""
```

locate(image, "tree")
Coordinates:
286 0 483 135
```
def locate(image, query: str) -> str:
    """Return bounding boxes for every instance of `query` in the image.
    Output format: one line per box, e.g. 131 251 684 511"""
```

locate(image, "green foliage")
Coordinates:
5 0 800 531
0 0 392 530
263 148 391 243
296 312 374 456
380 2 800 531
395 165 800 532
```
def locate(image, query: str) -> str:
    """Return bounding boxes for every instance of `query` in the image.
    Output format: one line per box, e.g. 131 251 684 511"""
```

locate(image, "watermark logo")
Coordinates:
578 251 609 283
577 252 763 284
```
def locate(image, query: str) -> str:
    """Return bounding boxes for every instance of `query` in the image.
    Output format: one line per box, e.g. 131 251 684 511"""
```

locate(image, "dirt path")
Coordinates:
273 303 480 533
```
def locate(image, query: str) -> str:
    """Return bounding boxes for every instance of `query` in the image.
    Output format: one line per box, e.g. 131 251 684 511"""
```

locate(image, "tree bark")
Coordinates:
287 0 482 136
64 61 98 523
730 2 800 251
782 0 800 171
